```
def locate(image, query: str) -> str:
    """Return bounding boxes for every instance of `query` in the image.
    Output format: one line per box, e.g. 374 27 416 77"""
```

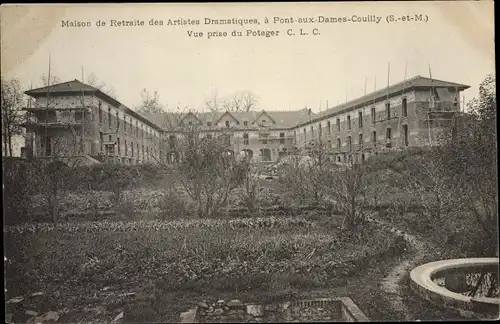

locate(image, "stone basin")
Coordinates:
180 297 369 323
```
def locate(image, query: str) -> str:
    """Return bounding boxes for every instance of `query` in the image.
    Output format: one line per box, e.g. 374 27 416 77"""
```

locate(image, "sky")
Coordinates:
1 2 495 115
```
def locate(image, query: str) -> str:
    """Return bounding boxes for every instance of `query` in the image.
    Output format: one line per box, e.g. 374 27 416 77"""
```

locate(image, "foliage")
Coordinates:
169 127 249 218
1 77 25 157
4 216 403 307
2 158 36 224
438 73 497 255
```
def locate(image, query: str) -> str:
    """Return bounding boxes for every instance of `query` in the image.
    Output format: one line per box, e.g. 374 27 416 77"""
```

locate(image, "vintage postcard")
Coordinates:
1 2 497 323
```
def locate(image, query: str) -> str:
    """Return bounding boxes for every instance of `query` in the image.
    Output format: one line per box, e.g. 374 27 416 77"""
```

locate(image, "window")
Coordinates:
206 134 213 140
347 115 351 130
337 138 341 149
303 128 306 142
169 135 175 149
125 140 128 156
372 131 377 144
327 121 331 134
108 107 111 127
358 111 363 128
358 133 363 147
124 115 127 133
243 133 249 145
386 102 391 119
207 122 212 127
347 136 352 151
137 143 139 158
75 111 83 122
386 128 392 140
262 134 268 144
371 107 376 124
336 118 340 131
319 124 322 138
98 102 102 124
116 111 120 130
109 135 112 141
100 132 103 152
142 145 144 159
45 136 52 156
131 141 134 157
117 137 121 155
243 121 248 126
279 132 285 144
402 97 408 117
136 120 139 137
311 126 314 139
262 119 266 124
403 124 409 146
225 121 230 128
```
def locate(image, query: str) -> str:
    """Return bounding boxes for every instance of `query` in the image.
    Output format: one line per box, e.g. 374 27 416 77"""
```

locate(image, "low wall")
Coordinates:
410 258 500 316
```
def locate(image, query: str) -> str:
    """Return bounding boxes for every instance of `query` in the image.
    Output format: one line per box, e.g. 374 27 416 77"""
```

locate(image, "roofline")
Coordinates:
251 110 276 125
294 77 470 128
214 110 240 125
24 82 163 132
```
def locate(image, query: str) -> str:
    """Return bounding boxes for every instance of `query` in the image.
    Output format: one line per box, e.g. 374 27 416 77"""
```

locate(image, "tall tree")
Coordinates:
439 73 497 254
40 74 61 87
163 111 249 217
136 89 165 114
1 77 25 157
205 90 258 113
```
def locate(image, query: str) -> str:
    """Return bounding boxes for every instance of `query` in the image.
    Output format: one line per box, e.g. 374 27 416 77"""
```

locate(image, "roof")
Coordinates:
144 108 316 131
24 79 163 131
308 75 470 125
25 79 98 96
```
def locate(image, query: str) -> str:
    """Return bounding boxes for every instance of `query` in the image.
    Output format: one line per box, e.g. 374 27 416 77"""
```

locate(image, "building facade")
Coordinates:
23 80 162 165
21 76 469 165
292 76 469 163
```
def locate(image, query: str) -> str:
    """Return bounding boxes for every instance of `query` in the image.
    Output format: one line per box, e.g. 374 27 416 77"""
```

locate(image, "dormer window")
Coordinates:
225 121 230 128
243 121 248 126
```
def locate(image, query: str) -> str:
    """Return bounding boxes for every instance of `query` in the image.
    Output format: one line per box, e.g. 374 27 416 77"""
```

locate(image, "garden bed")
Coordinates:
4 215 403 323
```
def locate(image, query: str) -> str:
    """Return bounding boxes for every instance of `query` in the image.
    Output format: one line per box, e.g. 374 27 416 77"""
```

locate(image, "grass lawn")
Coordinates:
5 213 407 323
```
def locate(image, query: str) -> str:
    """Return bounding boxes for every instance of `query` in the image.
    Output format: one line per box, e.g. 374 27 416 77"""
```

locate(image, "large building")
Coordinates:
22 80 163 165
21 75 470 165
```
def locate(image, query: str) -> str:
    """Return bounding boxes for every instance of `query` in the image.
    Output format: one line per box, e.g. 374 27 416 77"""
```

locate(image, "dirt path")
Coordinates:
365 213 429 321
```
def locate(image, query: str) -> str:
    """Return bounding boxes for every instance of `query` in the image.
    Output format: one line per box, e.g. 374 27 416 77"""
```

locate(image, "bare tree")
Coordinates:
239 160 261 211
205 89 222 113
205 90 258 113
162 112 249 218
136 89 165 114
439 73 497 255
86 72 117 99
322 162 370 231
239 91 258 112
387 151 463 224
1 77 25 157
278 142 331 207
40 74 61 87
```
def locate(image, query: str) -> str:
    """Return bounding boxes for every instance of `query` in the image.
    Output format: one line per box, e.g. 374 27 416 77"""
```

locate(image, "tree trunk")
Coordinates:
8 131 13 157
